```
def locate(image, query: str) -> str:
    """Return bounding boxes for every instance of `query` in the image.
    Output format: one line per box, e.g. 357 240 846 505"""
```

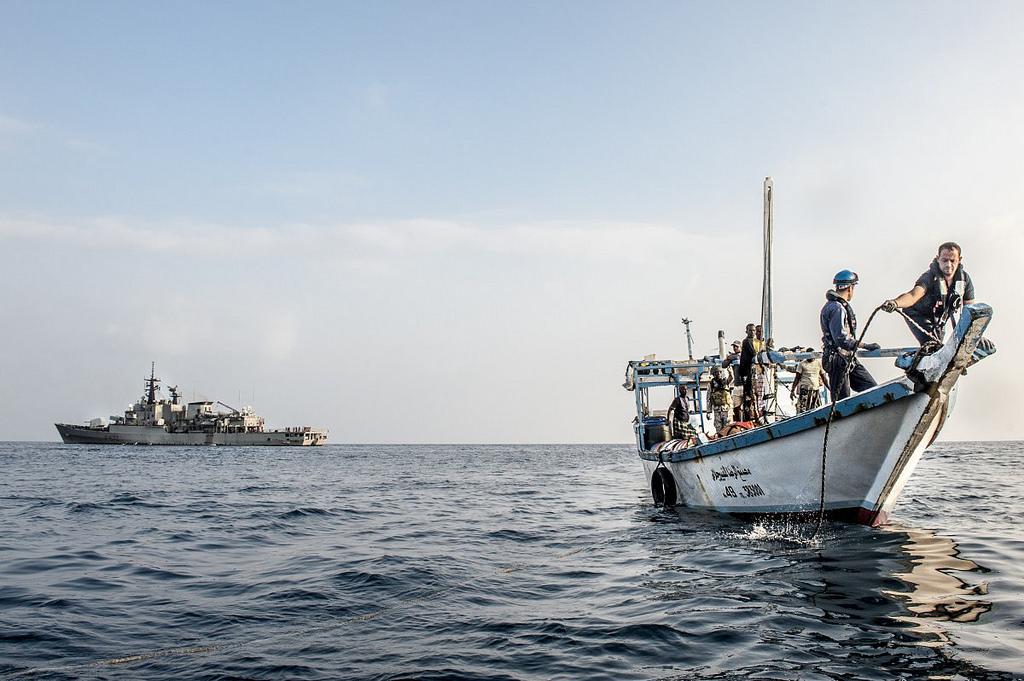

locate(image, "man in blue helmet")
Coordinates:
820 270 880 401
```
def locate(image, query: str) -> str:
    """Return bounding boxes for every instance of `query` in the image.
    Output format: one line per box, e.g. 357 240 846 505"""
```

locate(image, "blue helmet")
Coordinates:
833 269 859 288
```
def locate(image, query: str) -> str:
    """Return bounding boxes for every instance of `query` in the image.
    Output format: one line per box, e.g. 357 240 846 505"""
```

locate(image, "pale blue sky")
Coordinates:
4 2 1006 224
2 2 1022 441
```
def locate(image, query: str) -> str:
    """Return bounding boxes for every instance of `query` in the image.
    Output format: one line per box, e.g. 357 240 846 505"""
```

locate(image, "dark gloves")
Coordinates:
977 337 996 352
881 300 898 313
862 342 881 352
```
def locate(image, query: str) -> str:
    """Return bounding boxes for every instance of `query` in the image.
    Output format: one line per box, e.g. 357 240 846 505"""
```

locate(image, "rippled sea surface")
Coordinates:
1 441 1022 680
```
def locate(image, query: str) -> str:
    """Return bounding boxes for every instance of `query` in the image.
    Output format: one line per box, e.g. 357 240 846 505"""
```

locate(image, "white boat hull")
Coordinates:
642 381 939 525
633 303 993 526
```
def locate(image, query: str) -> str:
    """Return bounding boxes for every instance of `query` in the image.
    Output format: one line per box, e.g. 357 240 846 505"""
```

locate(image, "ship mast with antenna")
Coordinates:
144 361 160 405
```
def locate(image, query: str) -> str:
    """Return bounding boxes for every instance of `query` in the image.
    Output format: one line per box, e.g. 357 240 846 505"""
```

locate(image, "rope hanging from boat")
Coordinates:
810 304 885 539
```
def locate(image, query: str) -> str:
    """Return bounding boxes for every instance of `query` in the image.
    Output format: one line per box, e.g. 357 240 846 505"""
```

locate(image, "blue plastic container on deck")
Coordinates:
642 417 670 449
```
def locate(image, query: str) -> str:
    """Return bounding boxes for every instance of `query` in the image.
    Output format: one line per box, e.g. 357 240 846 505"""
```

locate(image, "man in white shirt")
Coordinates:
790 351 829 413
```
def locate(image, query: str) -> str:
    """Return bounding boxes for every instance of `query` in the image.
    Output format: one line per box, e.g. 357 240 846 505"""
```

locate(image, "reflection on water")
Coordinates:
632 507 1003 679
883 523 992 646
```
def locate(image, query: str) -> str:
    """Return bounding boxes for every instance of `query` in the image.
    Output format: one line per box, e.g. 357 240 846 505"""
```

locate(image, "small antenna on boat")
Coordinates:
681 317 694 359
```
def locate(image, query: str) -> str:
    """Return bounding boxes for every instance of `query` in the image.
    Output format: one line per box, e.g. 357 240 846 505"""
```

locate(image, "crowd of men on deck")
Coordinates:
666 241 992 439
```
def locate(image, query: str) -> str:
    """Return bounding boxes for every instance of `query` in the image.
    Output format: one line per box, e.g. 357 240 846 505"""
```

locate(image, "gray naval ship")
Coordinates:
55 364 327 446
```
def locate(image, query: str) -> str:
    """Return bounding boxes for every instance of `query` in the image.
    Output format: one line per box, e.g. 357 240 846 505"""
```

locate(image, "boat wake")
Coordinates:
735 519 831 547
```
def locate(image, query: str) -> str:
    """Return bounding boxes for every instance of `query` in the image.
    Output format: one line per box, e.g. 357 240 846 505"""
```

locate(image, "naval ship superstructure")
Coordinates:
55 364 327 446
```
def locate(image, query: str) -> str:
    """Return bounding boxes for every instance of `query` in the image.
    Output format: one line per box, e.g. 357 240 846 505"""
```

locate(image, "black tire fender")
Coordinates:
651 467 677 507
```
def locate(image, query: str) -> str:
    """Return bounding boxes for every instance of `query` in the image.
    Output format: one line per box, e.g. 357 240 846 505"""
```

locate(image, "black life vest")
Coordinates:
821 291 857 356
907 261 967 330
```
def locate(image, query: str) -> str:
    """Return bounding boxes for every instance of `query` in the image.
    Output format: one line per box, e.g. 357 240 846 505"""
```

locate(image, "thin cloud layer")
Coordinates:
0 114 37 135
0 215 735 265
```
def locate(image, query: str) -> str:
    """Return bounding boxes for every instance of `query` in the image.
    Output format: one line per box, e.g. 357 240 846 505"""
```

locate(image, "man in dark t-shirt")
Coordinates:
666 386 691 439
738 323 759 420
882 242 975 344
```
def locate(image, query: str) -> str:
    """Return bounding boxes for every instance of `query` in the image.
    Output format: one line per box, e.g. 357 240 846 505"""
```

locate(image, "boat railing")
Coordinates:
625 346 919 451
625 346 918 389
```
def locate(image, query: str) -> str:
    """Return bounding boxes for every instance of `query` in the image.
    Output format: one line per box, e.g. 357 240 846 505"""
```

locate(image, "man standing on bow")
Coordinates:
821 270 880 401
881 242 976 344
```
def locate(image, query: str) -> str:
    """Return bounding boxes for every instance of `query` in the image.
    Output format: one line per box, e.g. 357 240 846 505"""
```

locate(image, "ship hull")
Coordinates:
640 383 939 526
636 303 992 527
54 423 325 446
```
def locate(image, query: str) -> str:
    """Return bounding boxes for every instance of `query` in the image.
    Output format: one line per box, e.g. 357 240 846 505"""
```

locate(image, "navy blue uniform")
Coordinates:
820 291 877 401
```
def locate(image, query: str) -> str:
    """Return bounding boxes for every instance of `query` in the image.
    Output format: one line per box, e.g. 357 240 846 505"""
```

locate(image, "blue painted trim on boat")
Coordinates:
708 499 875 514
639 379 917 463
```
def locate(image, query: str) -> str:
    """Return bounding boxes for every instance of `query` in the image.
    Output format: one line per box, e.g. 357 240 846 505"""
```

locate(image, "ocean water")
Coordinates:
1 441 1021 680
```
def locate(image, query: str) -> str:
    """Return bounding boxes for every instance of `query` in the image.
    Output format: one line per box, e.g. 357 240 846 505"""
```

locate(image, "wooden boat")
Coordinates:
624 303 992 526
622 178 994 526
